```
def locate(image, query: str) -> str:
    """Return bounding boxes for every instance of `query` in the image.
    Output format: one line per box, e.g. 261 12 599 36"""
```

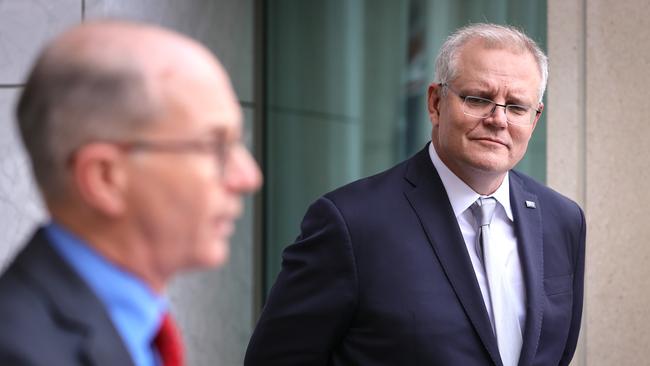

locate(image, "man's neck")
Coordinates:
50 209 167 293
458 168 507 196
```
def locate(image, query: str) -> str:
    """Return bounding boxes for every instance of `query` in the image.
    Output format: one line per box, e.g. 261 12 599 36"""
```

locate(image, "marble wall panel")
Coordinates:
0 0 81 84
0 88 47 269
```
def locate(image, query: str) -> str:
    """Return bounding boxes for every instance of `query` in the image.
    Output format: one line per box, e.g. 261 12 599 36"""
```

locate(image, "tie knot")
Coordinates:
471 197 497 227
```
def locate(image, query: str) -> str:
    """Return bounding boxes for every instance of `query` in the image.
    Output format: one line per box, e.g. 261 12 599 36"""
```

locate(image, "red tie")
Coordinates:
153 313 184 366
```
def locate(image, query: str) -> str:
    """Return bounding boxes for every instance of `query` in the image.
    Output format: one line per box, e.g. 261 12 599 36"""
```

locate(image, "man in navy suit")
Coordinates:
245 23 585 366
0 20 261 365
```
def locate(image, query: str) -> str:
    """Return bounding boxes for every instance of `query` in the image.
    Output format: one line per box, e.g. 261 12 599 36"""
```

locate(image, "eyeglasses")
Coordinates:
119 135 240 178
69 133 241 179
442 83 540 125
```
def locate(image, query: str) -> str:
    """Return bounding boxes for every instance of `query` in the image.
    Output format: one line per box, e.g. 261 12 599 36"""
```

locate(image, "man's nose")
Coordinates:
484 104 509 127
224 147 263 193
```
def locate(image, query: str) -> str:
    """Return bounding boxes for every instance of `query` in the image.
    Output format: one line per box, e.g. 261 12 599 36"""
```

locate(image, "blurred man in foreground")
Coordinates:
246 23 585 366
0 20 261 366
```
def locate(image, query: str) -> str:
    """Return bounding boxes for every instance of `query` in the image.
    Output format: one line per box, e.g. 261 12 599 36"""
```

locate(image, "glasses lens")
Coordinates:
463 96 495 118
462 96 535 125
505 105 534 125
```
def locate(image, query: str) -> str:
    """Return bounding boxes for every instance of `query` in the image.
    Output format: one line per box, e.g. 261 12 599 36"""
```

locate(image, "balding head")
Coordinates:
17 20 235 202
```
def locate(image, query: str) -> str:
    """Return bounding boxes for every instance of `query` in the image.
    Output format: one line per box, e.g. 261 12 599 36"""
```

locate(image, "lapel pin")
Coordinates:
525 200 536 209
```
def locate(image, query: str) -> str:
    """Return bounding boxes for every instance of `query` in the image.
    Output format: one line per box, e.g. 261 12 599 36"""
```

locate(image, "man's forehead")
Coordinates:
149 95 243 135
140 114 243 143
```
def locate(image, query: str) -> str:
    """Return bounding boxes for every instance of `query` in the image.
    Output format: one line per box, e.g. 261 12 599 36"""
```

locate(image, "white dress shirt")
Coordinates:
428 143 526 333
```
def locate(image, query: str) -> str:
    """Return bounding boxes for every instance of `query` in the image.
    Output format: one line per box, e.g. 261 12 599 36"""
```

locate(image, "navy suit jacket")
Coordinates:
246 145 586 366
0 229 134 366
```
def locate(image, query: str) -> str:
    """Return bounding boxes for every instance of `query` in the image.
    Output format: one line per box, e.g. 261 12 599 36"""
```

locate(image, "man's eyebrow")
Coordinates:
506 91 536 105
461 82 536 104
462 85 497 97
202 125 242 141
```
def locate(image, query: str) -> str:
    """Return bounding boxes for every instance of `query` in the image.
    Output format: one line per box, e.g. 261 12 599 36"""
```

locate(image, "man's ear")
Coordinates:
71 143 129 217
427 82 443 126
531 102 544 131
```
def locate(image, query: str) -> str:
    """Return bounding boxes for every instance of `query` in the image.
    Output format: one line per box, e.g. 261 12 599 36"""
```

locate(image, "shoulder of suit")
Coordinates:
0 261 78 353
0 234 94 363
324 159 410 204
510 169 584 214
0 244 64 331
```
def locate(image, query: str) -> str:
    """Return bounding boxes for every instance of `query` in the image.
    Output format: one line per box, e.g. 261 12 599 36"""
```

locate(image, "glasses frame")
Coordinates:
441 83 541 126
70 134 238 179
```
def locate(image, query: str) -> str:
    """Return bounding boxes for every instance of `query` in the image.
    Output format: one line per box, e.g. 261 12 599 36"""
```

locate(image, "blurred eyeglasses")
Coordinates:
70 131 242 179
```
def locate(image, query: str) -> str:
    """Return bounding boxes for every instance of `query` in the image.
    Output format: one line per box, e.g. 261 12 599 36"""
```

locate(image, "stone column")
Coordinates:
547 0 650 365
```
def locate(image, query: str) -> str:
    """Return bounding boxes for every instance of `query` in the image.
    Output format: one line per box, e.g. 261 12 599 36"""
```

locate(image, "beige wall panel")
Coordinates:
548 2 587 364
549 0 650 365
547 0 585 204
584 1 650 365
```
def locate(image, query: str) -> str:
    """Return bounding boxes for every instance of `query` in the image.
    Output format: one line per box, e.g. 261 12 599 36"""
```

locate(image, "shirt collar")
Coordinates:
428 142 513 221
45 222 167 366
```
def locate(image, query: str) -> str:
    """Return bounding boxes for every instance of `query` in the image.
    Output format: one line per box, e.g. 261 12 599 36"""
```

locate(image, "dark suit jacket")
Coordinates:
0 229 135 366
246 145 586 366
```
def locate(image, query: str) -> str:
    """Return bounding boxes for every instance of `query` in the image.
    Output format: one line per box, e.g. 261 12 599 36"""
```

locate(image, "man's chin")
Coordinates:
205 241 231 268
184 240 231 270
464 153 513 174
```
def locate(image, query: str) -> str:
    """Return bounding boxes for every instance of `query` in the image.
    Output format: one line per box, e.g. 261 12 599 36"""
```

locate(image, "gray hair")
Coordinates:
434 23 548 103
16 42 160 200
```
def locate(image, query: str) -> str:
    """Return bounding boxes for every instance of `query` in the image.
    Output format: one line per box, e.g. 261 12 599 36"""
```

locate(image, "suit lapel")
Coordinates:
509 173 544 366
403 147 502 366
17 229 136 366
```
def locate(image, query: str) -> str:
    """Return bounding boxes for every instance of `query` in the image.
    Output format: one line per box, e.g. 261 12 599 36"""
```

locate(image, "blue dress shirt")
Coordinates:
46 222 167 366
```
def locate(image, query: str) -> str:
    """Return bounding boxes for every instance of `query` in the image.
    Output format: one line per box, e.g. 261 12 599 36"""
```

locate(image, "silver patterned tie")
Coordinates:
471 197 497 266
471 197 522 366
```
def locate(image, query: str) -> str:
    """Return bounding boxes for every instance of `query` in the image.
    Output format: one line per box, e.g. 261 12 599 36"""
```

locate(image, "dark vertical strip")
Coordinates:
252 0 268 321
81 0 86 21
